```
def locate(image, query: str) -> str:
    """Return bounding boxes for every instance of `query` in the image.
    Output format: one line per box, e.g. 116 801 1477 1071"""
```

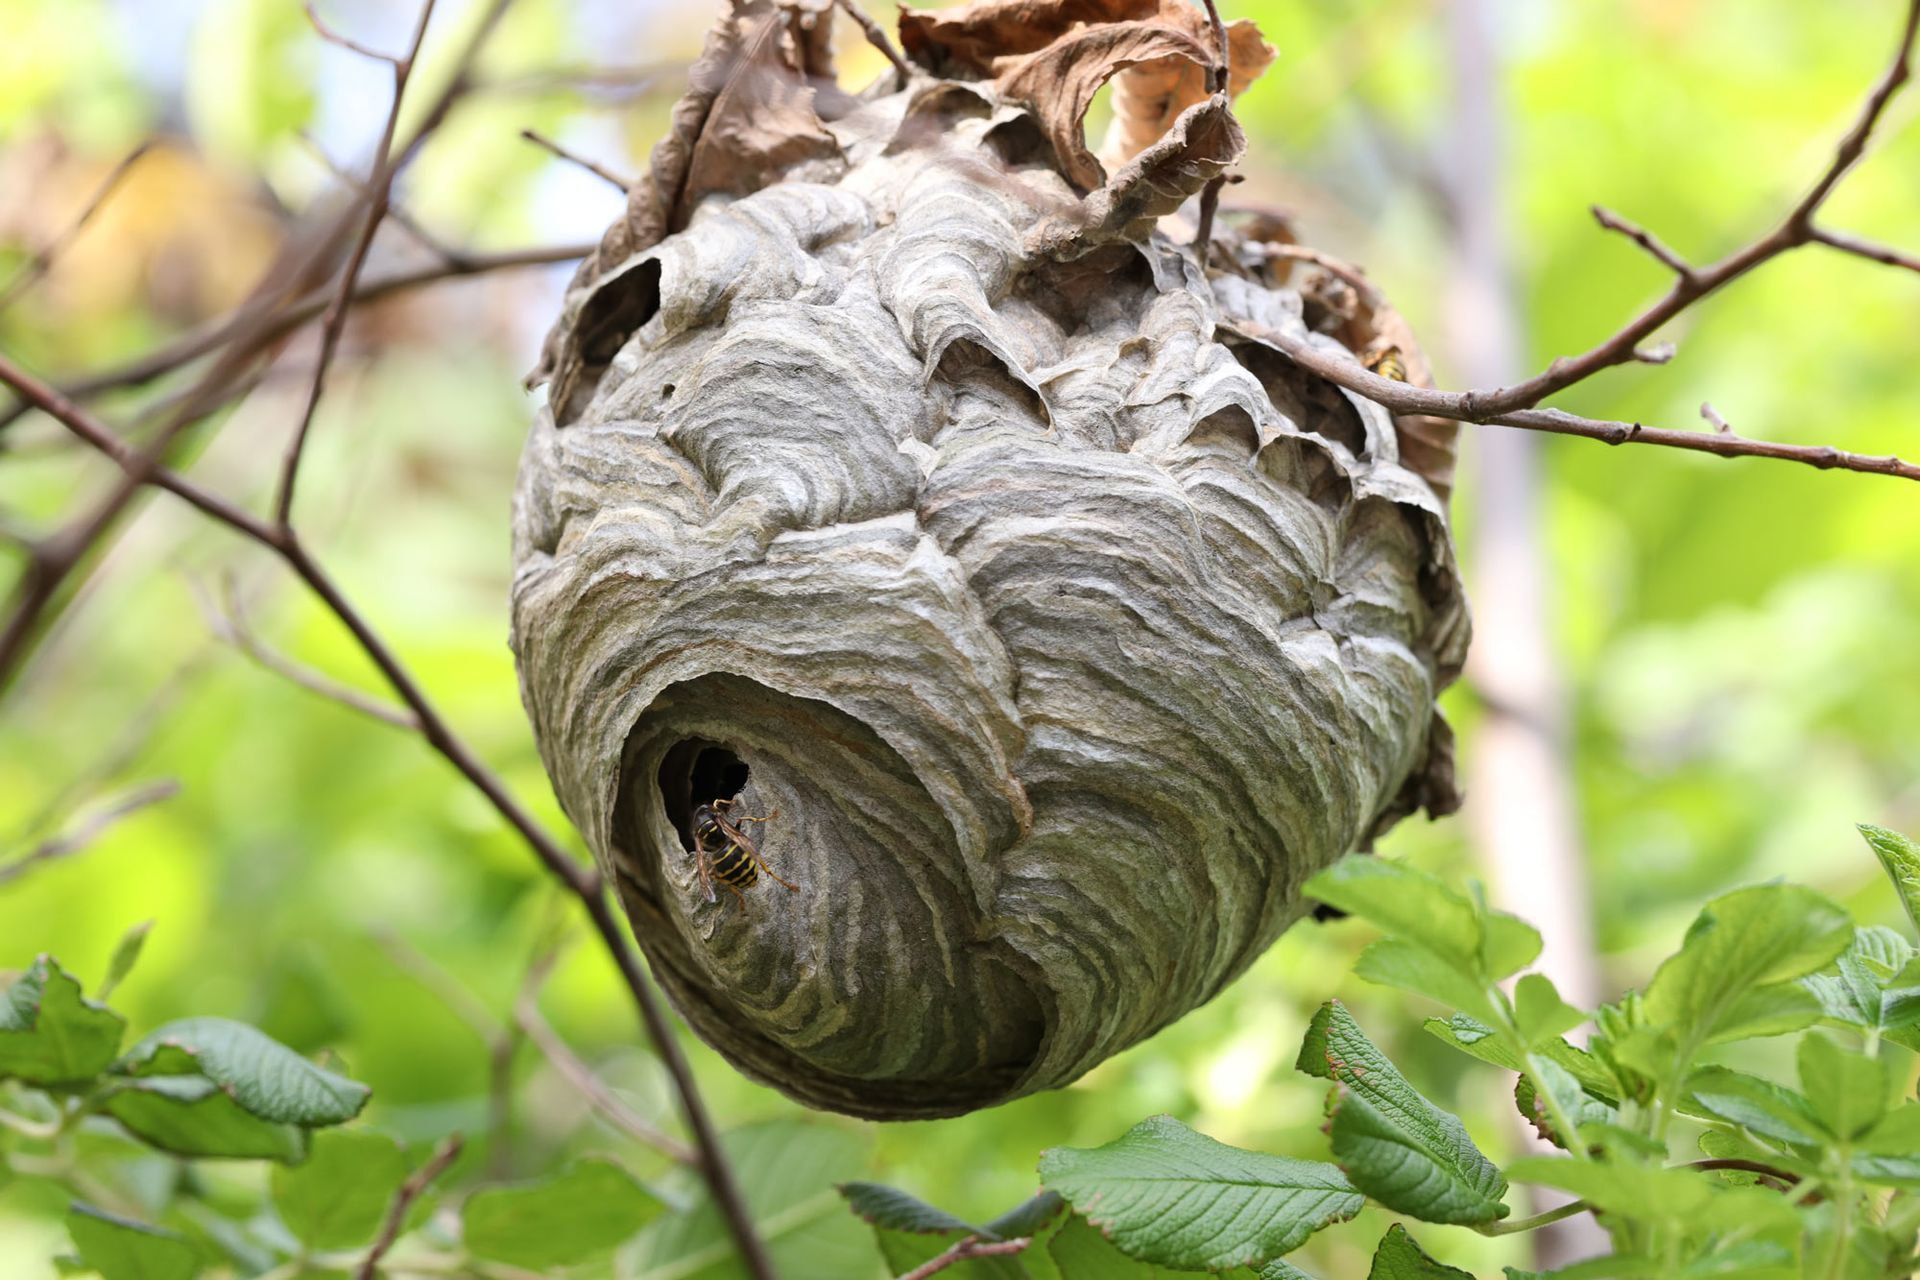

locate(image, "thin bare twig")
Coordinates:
0 780 180 888
479 62 680 99
191 574 418 730
1590 204 1694 279
0 241 592 436
1245 320 1920 482
0 164 377 691
896 1237 1031 1280
0 142 154 315
306 1 403 66
1460 0 1920 418
834 0 911 89
519 128 633 192
1190 0 1231 269
0 320 777 1280
1810 225 1920 275
355 1134 464 1280
1700 402 1732 434
299 132 468 265
515 958 697 1164
276 0 441 529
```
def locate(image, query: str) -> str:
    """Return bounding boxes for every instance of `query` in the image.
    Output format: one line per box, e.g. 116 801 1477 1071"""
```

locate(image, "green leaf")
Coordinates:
1516 1057 1615 1150
1796 1034 1889 1140
1514 974 1587 1047
1355 940 1499 1024
1481 913 1545 981
840 1181 978 1236
1800 926 1919 1032
1295 1002 1508 1224
272 1128 411 1250
119 1017 369 1125
65 1204 199 1280
0 956 126 1084
97 923 152 1003
1639 885 1850 1050
1699 983 1824 1046
1038 1115 1363 1270
1680 1068 1825 1147
1261 1262 1320 1280
1860 824 1920 936
102 1074 308 1161
1366 1224 1474 1279
1304 857 1483 970
630 1120 881 1280
983 1192 1068 1241
1045 1214 1264 1279
1424 1016 1616 1098
1507 1158 1711 1223
464 1156 662 1268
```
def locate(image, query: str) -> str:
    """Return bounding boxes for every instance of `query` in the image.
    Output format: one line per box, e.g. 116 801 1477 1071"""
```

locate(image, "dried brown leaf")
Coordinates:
898 0 1272 192
1099 17 1274 173
999 20 1214 189
1028 93 1243 255
899 0 1159 75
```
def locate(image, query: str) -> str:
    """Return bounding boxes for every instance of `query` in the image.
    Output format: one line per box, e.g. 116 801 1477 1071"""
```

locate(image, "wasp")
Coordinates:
1363 344 1408 383
691 799 798 908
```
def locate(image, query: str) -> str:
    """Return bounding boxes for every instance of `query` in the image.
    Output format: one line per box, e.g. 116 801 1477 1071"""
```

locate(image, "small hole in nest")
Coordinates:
661 383 675 399
658 740 749 851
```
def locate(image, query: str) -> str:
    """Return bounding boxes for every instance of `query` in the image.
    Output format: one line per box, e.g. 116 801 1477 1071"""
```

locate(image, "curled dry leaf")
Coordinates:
902 0 1274 192
1099 14 1275 174
512 0 1465 1120
1028 94 1244 257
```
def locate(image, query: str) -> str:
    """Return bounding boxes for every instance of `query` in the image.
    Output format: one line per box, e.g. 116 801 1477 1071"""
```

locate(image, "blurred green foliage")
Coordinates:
1 0 1916 1275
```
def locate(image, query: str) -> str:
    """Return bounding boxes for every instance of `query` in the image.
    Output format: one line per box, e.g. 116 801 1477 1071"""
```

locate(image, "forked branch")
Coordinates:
1456 0 1920 419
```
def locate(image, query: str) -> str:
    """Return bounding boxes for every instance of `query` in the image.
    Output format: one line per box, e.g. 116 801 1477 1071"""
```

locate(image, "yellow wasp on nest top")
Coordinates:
692 798 798 908
1363 343 1408 383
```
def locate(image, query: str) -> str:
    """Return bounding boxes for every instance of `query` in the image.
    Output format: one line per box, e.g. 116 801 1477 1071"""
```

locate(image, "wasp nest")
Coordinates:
512 0 1468 1119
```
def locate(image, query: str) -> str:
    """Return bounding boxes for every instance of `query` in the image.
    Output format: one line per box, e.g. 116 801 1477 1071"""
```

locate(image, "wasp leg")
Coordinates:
728 806 779 828
743 844 800 893
722 877 748 912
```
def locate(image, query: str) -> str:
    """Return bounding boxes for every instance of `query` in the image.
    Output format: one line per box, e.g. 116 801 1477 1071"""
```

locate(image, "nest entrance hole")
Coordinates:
658 740 749 852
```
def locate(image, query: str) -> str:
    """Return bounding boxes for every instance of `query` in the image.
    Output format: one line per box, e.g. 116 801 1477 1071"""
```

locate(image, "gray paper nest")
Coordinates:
511 0 1469 1119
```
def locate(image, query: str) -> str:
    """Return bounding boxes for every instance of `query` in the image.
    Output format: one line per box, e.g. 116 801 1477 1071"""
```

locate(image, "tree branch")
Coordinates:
191 574 419 730
896 1237 1031 1280
519 128 633 192
355 1134 464 1280
276 0 440 529
1190 0 1231 269
514 955 697 1164
0 780 180 888
833 0 911 90
1462 0 1920 418
0 242 591 435
1810 225 1920 275
0 141 153 315
1590 204 1694 279
1246 320 1920 483
0 349 778 1280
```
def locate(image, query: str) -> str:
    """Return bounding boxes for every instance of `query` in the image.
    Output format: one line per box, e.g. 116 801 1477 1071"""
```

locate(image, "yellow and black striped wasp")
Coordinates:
691 799 798 909
1363 343 1408 383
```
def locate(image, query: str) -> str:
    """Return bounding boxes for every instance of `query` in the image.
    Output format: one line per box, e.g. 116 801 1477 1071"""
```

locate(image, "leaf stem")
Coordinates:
0 1106 60 1141
1473 1199 1590 1236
